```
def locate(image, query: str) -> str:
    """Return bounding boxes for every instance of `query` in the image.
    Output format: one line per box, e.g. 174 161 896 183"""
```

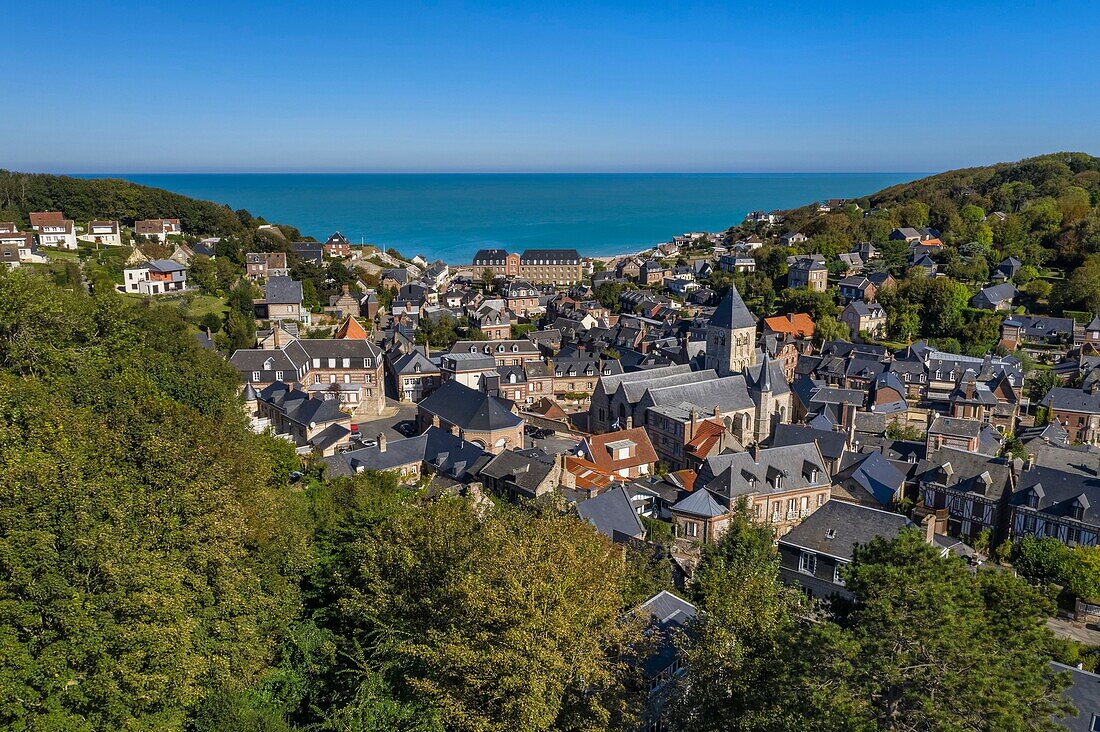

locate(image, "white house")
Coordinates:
123 259 188 295
29 212 77 250
81 220 123 247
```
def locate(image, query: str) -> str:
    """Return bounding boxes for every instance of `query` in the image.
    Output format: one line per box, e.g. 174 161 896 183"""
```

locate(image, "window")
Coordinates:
834 561 847 585
799 551 817 575
275 371 283 380
252 371 260 381
684 522 698 538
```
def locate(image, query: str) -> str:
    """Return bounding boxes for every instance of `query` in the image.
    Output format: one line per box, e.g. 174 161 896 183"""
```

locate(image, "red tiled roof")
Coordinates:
581 427 658 472
684 419 727 460
763 312 815 338
565 455 617 492
334 315 369 340
29 211 64 227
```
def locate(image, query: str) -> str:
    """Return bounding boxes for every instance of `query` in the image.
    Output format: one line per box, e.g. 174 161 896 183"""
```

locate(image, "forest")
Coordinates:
705 152 1100 355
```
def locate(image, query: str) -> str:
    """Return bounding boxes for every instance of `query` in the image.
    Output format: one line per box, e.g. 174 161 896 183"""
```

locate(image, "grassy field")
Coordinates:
159 293 229 321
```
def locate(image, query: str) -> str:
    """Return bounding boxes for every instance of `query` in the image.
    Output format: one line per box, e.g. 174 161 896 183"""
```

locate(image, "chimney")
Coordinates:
1025 453 1035 471
625 416 633 430
965 378 975 400
378 432 387 453
342 283 350 295
751 443 760 463
922 514 937 545
272 322 282 349
690 408 698 436
432 414 441 428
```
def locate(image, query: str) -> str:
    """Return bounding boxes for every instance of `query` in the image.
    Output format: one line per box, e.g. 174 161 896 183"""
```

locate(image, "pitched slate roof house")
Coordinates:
416 379 524 454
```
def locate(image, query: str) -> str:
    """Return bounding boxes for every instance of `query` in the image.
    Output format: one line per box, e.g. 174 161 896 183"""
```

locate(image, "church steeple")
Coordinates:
704 285 758 376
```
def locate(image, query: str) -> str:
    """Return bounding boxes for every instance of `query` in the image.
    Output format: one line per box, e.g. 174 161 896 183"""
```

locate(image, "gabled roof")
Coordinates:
576 485 646 541
323 427 490 479
391 349 438 375
265 275 304 304
778 500 913 562
480 449 557 498
1013 465 1100 524
835 451 906 507
578 428 658 471
418 379 522 431
771 423 848 464
333 315 369 340
763 312 815 338
976 282 1019 304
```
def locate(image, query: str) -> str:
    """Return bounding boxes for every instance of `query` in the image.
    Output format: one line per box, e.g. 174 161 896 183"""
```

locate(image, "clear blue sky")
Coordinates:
4 0 1098 173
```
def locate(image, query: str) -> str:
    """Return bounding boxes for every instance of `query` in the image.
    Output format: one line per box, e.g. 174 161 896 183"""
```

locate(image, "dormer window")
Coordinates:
1073 495 1090 521
1027 484 1043 508
414 364 421 374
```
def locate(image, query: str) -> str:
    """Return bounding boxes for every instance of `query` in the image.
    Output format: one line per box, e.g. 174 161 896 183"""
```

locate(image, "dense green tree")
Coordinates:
798 532 1073 731
665 510 808 732
307 488 645 732
778 287 838 321
0 268 303 731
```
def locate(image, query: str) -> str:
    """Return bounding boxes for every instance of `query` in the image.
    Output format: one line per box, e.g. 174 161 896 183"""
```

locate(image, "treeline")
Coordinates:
0 170 253 235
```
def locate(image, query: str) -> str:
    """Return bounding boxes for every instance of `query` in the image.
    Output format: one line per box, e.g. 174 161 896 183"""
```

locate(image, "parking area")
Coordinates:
349 398 419 444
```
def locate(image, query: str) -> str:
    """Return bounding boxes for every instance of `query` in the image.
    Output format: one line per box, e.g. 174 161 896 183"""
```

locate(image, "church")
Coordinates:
704 285 759 376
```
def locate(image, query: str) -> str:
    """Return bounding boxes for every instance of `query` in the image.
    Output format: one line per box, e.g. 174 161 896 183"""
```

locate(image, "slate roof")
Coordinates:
1042 387 1100 414
975 282 1019 305
913 447 1013 498
391 349 439 375
617 369 716 404
779 500 913 562
835 451 906 507
771 423 848 464
480 449 557 498
265 275 304 304
671 486 728 518
699 443 830 500
472 248 509 263
643 374 755 416
258 381 346 427
1002 315 1077 341
846 300 886 318
1013 465 1100 524
576 485 646 541
417 379 522 431
708 285 756 330
635 591 697 679
929 416 983 438
521 248 581 264
596 363 692 397
323 427 490 479
1054 662 1100 731
292 242 323 261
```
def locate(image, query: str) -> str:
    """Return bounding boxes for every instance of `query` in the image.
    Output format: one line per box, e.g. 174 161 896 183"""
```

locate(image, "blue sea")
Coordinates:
84 173 921 264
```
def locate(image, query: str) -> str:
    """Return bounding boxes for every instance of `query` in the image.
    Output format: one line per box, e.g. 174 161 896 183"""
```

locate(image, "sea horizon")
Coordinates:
74 172 924 264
